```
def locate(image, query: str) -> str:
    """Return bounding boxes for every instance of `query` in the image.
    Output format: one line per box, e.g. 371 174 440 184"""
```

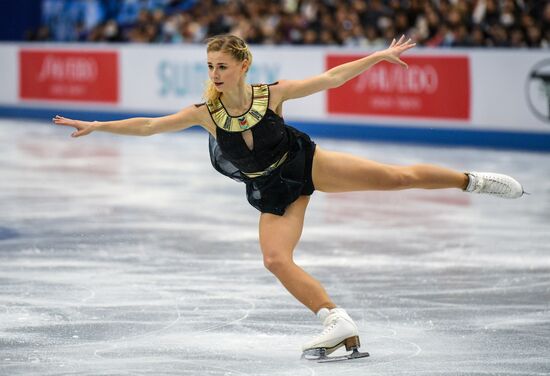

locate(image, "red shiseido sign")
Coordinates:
327 55 470 120
19 50 118 103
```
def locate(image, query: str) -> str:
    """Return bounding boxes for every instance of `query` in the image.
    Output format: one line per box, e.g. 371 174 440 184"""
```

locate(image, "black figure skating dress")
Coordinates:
204 82 316 216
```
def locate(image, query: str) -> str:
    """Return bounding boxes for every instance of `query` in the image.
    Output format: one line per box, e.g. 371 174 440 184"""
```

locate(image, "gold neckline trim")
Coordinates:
206 84 269 132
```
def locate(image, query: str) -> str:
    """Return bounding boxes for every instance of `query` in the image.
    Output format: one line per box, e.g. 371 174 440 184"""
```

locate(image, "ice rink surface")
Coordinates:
1 118 549 376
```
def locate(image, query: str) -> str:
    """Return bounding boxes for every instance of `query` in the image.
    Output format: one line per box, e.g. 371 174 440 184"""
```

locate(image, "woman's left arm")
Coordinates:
276 35 416 101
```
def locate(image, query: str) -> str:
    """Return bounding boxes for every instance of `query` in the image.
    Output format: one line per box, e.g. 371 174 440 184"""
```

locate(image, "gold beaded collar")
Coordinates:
206 84 269 132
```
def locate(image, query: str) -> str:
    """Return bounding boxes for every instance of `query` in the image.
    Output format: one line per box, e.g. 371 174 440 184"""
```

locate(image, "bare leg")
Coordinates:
259 196 336 313
312 147 469 193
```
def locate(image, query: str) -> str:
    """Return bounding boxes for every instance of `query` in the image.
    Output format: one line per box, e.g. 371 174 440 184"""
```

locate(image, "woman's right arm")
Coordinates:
53 105 202 138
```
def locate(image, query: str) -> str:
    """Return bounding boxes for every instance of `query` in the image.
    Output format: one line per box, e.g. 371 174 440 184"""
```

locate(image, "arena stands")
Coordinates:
27 0 550 48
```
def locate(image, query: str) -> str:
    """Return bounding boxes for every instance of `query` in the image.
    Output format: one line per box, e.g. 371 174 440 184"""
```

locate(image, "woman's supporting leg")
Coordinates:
259 196 336 313
312 147 469 193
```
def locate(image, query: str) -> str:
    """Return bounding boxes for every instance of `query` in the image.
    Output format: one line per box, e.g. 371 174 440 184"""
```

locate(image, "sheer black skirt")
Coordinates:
209 126 316 216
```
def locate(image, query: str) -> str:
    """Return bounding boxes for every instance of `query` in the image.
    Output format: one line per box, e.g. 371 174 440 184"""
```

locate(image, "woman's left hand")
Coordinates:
381 35 416 68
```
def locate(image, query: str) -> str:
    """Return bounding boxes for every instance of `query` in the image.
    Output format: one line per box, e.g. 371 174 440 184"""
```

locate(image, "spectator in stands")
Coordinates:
526 24 543 48
488 24 511 47
363 25 385 49
470 25 487 47
509 27 527 48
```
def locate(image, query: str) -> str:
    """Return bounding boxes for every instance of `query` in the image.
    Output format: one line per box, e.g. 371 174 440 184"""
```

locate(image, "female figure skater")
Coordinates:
53 34 524 361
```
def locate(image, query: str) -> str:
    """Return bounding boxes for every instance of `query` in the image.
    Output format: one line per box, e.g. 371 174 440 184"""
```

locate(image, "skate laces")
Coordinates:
470 173 511 195
478 175 511 195
317 318 339 338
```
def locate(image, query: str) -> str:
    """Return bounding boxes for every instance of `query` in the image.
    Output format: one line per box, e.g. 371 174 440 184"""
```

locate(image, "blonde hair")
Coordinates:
203 34 253 103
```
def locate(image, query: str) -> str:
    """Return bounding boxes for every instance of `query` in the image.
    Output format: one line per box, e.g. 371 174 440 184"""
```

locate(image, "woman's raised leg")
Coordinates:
312 147 469 193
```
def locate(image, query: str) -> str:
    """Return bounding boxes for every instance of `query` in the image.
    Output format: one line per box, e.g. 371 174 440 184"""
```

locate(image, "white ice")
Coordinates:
1 118 549 375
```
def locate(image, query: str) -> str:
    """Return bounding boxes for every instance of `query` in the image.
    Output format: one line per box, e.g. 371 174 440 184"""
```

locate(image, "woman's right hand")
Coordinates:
379 35 416 68
52 115 98 137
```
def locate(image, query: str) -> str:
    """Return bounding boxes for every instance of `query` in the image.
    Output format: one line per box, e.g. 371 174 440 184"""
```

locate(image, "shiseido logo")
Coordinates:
37 55 98 82
526 59 550 123
355 64 439 94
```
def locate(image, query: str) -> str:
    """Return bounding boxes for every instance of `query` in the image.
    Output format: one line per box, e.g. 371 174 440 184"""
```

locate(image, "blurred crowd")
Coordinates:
28 0 550 48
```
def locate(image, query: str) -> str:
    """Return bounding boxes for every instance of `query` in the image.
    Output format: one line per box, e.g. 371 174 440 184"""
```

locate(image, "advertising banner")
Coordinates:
1 43 549 150
19 49 118 103
327 55 470 120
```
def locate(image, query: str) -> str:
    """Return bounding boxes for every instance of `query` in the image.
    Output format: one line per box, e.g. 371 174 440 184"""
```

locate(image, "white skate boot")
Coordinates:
301 308 369 362
464 172 525 199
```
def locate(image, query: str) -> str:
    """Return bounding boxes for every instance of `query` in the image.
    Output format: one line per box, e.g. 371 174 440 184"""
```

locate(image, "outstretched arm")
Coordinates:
53 105 202 137
276 35 416 101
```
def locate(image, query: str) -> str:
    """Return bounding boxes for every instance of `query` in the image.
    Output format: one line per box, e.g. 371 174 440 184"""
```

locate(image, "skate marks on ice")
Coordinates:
366 310 422 365
1 120 550 375
0 247 300 375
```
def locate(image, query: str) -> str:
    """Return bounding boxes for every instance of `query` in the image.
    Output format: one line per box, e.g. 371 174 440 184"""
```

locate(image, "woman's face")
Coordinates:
207 51 248 92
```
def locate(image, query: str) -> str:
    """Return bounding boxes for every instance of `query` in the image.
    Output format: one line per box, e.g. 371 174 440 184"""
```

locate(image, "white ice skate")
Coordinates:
301 308 369 362
464 172 525 199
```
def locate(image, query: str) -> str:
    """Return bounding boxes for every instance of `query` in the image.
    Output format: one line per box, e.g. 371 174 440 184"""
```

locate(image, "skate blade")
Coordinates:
301 348 326 361
318 349 370 363
302 348 370 363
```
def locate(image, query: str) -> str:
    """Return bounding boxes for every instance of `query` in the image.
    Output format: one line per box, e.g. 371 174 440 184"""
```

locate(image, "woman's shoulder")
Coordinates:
194 101 217 113
185 102 211 123
184 102 216 134
251 81 279 87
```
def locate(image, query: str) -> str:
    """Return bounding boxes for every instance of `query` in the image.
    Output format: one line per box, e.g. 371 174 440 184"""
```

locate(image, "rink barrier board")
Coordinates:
1 105 548 152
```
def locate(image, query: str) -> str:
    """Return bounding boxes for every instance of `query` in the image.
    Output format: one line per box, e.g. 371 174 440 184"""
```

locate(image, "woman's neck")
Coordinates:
220 81 252 114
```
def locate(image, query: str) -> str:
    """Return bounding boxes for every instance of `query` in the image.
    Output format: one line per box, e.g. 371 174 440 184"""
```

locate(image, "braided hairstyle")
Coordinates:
203 34 253 102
